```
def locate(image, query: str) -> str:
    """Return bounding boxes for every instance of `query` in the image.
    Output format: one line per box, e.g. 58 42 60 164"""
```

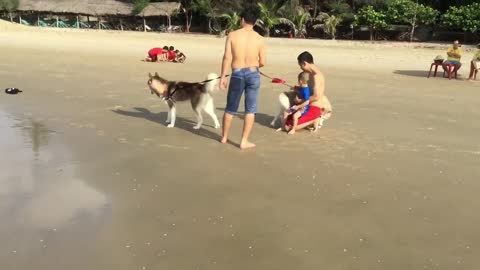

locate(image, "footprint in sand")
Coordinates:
85 123 96 129
118 138 128 144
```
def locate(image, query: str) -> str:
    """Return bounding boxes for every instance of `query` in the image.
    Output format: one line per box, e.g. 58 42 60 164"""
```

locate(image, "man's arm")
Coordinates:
220 35 233 90
259 38 266 68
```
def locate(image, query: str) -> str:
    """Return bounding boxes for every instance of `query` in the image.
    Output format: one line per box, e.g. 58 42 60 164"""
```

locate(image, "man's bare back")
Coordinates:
227 28 266 69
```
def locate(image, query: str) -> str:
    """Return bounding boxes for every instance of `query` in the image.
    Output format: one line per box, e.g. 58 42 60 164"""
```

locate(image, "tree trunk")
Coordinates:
143 17 146 32
265 27 270 37
313 0 318 18
370 28 374 41
167 16 172 31
185 11 192 33
19 15 21 24
120 18 123 31
9 13 13 22
56 16 59 28
76 16 80 28
98 17 101 29
208 18 212 34
409 24 416 42
37 14 40 26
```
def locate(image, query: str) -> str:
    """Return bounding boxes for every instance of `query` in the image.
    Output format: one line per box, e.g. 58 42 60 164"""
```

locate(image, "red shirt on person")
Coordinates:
167 51 177 61
148 48 165 61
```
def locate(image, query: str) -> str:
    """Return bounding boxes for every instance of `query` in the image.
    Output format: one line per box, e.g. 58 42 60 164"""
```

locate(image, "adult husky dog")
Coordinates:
147 72 220 129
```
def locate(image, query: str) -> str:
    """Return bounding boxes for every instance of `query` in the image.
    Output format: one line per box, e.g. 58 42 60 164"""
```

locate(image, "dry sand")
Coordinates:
1 20 480 270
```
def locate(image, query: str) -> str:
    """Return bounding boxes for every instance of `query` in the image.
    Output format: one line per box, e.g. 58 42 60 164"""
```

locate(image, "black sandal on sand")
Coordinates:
5 88 23 94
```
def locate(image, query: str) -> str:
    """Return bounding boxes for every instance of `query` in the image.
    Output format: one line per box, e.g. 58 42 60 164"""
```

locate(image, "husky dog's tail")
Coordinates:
204 73 220 93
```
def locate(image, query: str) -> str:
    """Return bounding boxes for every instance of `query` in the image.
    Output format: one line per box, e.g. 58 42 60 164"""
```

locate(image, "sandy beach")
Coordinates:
1 21 480 270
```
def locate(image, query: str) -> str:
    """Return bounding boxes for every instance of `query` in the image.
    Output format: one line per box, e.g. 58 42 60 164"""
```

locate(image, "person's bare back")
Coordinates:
228 28 265 69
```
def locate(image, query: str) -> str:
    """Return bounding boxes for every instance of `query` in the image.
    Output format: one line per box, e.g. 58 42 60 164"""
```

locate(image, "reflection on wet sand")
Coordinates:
0 108 109 239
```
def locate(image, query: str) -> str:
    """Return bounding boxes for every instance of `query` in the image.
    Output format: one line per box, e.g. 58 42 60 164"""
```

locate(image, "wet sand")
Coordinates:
1 22 480 270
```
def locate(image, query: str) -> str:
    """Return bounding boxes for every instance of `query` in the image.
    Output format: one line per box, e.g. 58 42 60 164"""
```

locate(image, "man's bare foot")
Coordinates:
220 137 228 144
240 141 256 149
287 129 296 135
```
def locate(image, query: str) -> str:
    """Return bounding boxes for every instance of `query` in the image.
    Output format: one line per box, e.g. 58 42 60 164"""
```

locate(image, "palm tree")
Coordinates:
313 12 343 39
286 6 311 38
257 0 290 37
219 11 240 34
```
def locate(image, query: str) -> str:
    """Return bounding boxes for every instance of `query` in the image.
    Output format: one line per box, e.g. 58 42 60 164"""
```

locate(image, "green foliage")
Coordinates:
219 11 240 33
257 0 290 37
313 13 343 40
354 5 388 40
386 0 439 41
354 5 388 30
279 3 310 38
191 0 217 18
0 0 19 12
131 0 150 15
442 2 480 33
387 0 439 26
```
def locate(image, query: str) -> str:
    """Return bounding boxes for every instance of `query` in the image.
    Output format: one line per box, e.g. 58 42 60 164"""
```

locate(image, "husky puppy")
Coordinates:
270 91 332 130
147 72 220 129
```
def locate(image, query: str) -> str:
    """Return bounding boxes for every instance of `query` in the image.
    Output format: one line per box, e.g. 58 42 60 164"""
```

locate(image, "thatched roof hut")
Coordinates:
17 0 181 17
140 2 181 17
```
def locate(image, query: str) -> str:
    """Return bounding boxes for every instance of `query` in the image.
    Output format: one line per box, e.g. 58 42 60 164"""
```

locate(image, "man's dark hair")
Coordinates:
169 46 175 51
240 4 260 25
163 46 169 50
297 51 314 64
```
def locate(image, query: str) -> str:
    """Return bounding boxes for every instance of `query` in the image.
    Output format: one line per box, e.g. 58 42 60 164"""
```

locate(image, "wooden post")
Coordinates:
143 17 146 32
98 17 101 29
56 16 59 27
120 18 123 31
37 14 40 26
76 16 79 28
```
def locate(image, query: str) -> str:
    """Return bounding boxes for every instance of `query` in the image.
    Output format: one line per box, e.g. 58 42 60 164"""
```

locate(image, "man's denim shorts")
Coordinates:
225 67 261 114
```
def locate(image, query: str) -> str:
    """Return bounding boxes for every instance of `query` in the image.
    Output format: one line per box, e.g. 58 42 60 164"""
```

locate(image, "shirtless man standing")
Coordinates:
219 4 266 149
288 51 332 131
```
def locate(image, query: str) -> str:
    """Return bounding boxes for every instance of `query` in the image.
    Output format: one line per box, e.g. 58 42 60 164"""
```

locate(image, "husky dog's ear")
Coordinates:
155 72 160 77
149 73 153 79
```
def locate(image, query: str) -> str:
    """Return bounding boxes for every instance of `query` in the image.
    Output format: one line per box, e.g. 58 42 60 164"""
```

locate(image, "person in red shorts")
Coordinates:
286 51 329 132
145 46 168 62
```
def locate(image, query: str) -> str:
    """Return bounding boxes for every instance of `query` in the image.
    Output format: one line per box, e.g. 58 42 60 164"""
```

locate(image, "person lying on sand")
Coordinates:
145 46 169 62
284 72 311 135
468 43 480 81
442 40 462 74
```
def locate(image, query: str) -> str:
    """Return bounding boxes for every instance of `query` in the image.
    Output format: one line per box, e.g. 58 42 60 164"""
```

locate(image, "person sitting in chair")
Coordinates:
468 43 480 81
442 40 462 76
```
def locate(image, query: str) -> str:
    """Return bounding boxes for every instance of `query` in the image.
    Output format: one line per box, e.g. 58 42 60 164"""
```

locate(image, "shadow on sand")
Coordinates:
112 107 222 142
216 107 275 129
393 70 434 78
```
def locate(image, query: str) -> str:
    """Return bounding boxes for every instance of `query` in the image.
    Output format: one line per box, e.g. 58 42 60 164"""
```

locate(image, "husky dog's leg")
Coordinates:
191 96 203 129
168 104 176 128
270 114 278 127
203 95 220 129
165 100 172 124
